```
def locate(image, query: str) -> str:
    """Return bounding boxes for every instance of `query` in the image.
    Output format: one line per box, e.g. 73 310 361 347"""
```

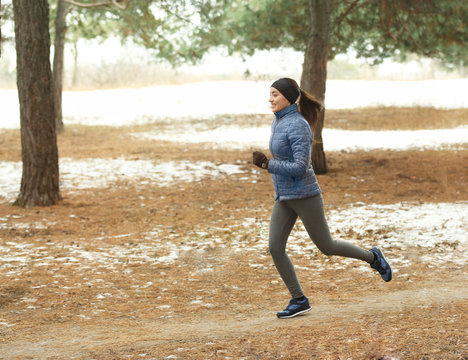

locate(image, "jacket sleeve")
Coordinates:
268 119 312 177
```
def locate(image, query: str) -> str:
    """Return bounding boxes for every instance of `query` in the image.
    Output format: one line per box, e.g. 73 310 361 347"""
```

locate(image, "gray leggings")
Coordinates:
269 194 374 299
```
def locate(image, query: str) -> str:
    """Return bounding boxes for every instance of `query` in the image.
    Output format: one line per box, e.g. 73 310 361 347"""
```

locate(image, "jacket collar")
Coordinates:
274 103 298 120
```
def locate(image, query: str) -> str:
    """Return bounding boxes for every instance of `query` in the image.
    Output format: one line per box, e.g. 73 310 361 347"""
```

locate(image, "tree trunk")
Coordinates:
13 0 61 208
0 0 2 58
53 0 68 132
71 41 79 87
300 0 330 174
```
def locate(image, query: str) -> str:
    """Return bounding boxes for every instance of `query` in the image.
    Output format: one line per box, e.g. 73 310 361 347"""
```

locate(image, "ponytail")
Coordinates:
297 88 323 132
283 78 323 132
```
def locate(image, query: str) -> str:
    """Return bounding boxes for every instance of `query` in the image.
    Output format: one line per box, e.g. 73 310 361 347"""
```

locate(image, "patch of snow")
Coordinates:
285 201 468 267
0 159 245 201
0 322 14 328
326 202 467 249
133 125 468 151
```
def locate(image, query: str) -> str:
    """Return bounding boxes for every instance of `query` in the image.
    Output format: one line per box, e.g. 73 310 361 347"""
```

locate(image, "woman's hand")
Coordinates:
253 151 269 169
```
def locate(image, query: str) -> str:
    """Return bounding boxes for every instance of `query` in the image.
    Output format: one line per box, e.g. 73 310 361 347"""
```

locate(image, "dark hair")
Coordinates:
282 78 323 131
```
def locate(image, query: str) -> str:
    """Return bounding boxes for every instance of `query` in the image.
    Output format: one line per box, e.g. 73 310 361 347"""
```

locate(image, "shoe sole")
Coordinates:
277 306 311 319
374 247 392 282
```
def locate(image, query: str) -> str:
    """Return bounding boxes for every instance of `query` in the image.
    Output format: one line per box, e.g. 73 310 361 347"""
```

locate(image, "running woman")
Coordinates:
252 78 392 319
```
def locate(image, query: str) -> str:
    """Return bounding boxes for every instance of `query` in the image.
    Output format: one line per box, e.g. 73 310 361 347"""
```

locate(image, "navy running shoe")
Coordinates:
370 247 392 282
277 297 311 319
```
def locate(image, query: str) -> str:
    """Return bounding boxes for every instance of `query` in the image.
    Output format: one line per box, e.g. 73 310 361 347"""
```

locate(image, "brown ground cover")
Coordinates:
0 107 467 359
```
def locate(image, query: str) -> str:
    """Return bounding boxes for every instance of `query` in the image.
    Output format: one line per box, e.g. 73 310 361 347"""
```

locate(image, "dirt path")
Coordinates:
2 278 467 359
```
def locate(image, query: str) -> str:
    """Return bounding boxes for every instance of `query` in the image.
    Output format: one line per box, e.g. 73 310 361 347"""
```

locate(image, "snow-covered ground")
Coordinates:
2 120 467 201
1 79 467 269
1 79 468 129
0 159 246 202
1 157 466 269
2 81 466 201
242 201 468 269
1 202 466 275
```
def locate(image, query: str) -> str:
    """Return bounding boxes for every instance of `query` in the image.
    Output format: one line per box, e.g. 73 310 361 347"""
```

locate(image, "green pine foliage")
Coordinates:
195 0 468 68
2 0 466 68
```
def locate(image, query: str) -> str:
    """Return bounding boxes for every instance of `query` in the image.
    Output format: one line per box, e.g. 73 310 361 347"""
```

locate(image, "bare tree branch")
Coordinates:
379 0 397 41
111 0 128 10
64 0 112 8
64 0 127 10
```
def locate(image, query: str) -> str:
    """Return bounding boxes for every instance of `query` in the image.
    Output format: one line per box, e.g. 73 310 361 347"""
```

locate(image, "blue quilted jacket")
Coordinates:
267 104 321 201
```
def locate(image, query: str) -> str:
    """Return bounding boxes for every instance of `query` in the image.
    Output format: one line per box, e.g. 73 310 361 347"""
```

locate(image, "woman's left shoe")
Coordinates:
370 247 392 282
276 297 311 319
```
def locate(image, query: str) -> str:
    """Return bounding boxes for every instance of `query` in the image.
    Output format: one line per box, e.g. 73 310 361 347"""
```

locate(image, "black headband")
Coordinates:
271 78 300 104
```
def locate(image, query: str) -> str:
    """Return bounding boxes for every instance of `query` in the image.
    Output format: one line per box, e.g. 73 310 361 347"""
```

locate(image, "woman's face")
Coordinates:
269 87 290 112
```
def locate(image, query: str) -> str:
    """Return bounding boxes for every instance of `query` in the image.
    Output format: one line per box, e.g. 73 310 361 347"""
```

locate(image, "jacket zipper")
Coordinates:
270 117 281 198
